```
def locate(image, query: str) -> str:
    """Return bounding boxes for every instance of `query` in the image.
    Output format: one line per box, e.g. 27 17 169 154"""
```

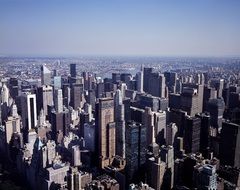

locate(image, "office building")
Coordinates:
183 116 201 153
196 113 211 157
54 88 63 113
181 87 199 117
136 71 143 93
20 93 37 132
1 83 9 106
164 71 177 93
220 121 240 168
97 98 116 168
70 83 83 110
147 157 166 190
207 98 225 132
125 121 147 182
166 123 178 146
148 73 165 98
143 67 153 93
194 164 217 190
70 63 76 78
37 85 53 116
210 78 224 98
41 65 51 86
72 145 82 167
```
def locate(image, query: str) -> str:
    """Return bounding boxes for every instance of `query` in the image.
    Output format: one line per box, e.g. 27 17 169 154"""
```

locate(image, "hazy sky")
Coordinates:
0 0 240 57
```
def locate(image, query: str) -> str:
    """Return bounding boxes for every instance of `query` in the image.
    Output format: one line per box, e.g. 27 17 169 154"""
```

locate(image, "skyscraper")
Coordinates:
136 71 143 93
125 121 147 182
20 93 37 142
147 157 166 190
97 98 116 168
54 88 63 113
164 71 177 94
220 121 240 168
148 73 166 98
1 83 9 106
114 90 126 158
70 83 83 110
41 65 51 86
194 164 217 189
181 87 199 117
207 98 225 132
210 78 224 98
37 85 54 116
70 63 77 78
143 67 153 93
183 116 201 153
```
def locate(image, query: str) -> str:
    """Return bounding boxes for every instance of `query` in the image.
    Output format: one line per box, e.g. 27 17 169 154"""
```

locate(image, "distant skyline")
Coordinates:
0 0 240 57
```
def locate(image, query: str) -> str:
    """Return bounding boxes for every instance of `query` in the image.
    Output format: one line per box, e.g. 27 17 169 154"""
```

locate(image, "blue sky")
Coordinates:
0 0 240 57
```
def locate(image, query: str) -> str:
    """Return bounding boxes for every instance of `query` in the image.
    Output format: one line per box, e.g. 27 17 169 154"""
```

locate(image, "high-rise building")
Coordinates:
97 98 116 168
136 71 143 93
9 77 19 99
166 123 178 146
196 113 211 157
1 83 9 106
220 121 240 168
207 98 225 132
62 83 71 107
210 78 224 98
4 103 21 158
183 116 201 153
193 164 217 190
143 67 153 93
168 109 187 136
169 93 181 110
112 73 121 83
70 83 83 110
164 71 177 94
148 73 166 98
87 89 96 110
54 88 63 113
53 76 62 89
72 145 82 167
160 145 174 189
21 93 37 131
70 63 77 78
41 65 51 86
114 90 126 158
84 123 95 152
147 157 166 190
182 83 204 115
181 87 199 117
37 85 53 116
203 85 217 112
144 107 155 146
125 121 147 182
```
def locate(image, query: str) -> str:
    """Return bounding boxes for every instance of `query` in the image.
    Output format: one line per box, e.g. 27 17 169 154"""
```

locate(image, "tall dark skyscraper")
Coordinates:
220 121 240 168
196 113 210 157
143 67 153 93
164 71 177 93
70 63 76 78
125 121 146 182
183 116 201 153
70 83 83 110
148 73 166 98
207 98 225 132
